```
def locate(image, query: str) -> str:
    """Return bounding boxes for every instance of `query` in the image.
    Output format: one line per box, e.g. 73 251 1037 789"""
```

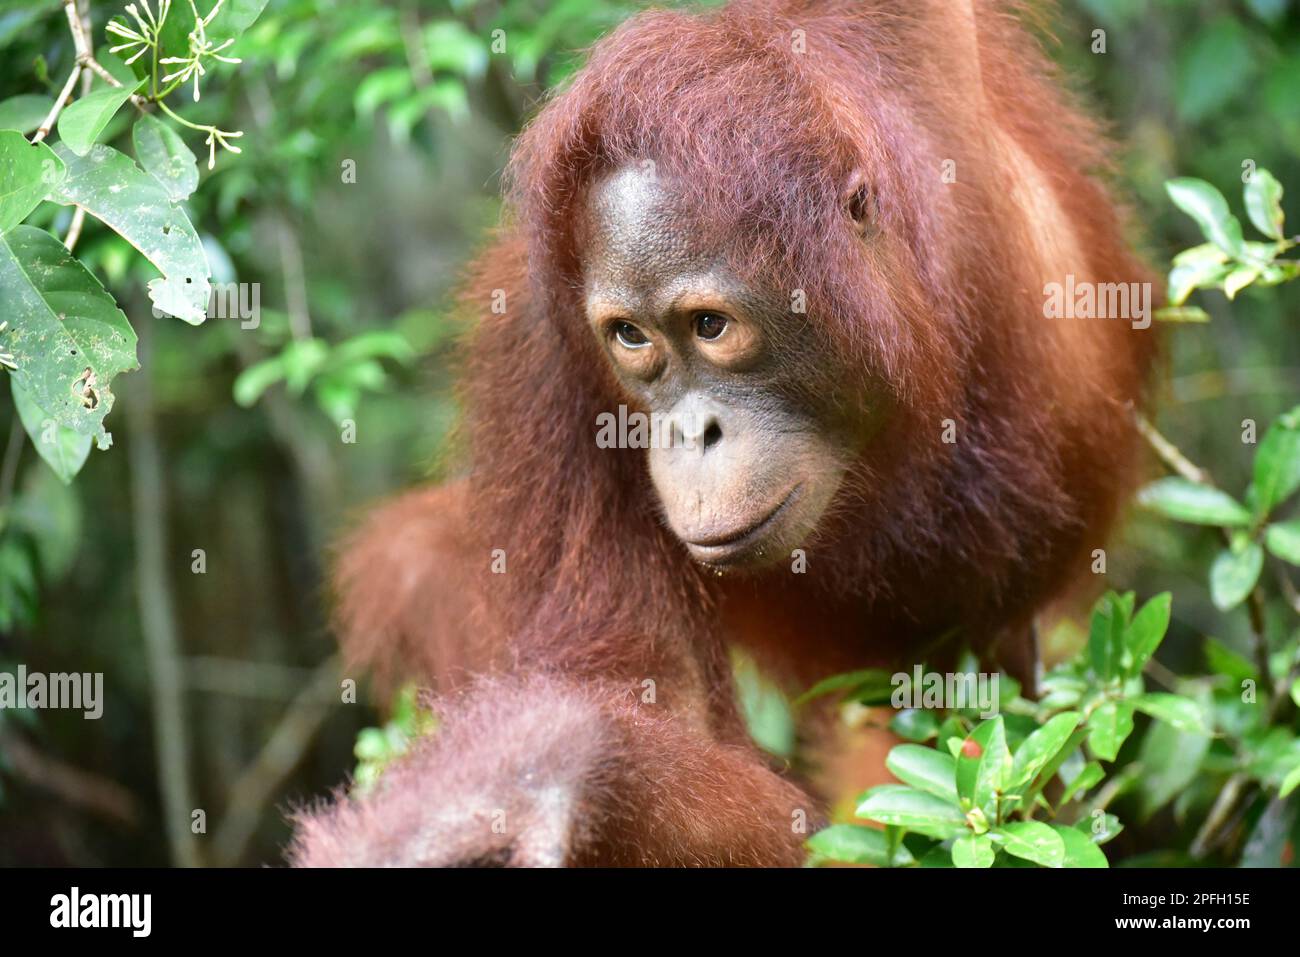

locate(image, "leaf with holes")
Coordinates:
0 225 137 444
50 144 209 323
10 379 91 483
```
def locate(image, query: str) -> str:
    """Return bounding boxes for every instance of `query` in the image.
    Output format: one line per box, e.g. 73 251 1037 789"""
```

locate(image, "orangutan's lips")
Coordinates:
684 485 801 559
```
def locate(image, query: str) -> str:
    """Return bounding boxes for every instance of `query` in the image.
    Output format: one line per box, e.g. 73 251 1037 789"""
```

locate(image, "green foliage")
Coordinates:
1159 168 1298 320
351 685 437 795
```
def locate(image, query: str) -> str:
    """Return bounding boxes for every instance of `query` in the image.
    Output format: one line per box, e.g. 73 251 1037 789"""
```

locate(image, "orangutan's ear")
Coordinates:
843 169 879 237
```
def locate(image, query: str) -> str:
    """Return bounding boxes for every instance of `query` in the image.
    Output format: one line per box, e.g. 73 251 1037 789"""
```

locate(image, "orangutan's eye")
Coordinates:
694 312 729 341
614 321 651 349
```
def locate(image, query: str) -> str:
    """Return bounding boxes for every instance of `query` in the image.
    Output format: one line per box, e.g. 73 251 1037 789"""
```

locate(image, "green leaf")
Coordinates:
423 20 490 78
1280 763 1300 799
855 784 965 840
1209 541 1264 611
951 833 995 868
1137 477 1251 526
889 709 939 742
354 66 412 119
1223 266 1260 299
994 821 1065 868
1088 700 1135 762
1126 592 1172 677
1136 689 1212 818
1244 169 1285 240
50 144 210 324
1010 712 1081 791
1153 305 1211 323
0 225 137 443
10 379 91 483
1165 178 1245 257
0 94 53 134
1132 693 1210 734
1052 824 1108 868
1058 761 1105 806
0 131 65 232
56 79 143 156
1088 593 1127 681
806 825 914 866
1265 521 1300 565
215 0 271 38
795 668 894 707
132 113 198 203
233 355 286 407
886 744 958 804
955 716 1010 817
1252 407 1300 516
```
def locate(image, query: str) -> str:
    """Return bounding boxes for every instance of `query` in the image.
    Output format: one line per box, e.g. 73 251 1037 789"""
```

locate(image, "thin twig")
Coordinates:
211 655 341 866
63 206 87 251
1134 411 1211 485
31 65 82 143
0 730 139 825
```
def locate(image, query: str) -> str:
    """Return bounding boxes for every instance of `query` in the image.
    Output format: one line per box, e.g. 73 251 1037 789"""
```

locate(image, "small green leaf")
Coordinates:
1010 712 1081 791
1252 406 1300 516
0 131 65 232
1280 763 1300 799
886 744 958 804
1126 592 1172 677
889 709 939 742
10 379 91 483
1058 761 1105 806
132 113 198 202
1166 260 1231 306
1223 266 1260 299
1132 693 1210 734
56 79 143 155
994 821 1065 868
806 825 914 866
1052 824 1108 868
1265 520 1300 564
795 668 894 706
956 716 1010 815
1166 177 1245 257
1088 593 1127 681
1137 477 1252 526
1153 305 1211 323
951 833 995 868
1209 542 1264 611
1244 168 1285 240
1088 701 1135 762
855 784 965 840
1137 690 1211 818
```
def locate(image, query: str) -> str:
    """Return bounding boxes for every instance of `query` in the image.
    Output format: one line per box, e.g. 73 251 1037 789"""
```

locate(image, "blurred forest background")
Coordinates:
0 0 1296 866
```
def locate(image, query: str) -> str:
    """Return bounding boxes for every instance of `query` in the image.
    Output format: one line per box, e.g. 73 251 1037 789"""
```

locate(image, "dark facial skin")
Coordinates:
581 165 855 569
